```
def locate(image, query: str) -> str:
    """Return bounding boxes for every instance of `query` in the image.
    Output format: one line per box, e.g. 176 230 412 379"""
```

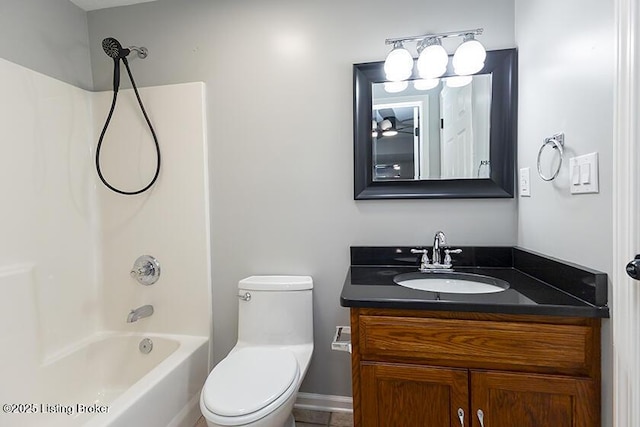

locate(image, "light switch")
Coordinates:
580 163 591 184
571 159 581 185
570 152 599 194
519 167 530 197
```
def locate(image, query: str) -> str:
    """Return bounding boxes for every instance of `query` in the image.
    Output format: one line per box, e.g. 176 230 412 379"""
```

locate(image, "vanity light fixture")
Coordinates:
384 28 484 81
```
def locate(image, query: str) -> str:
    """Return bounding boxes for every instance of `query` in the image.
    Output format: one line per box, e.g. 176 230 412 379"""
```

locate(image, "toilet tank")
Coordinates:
237 275 313 346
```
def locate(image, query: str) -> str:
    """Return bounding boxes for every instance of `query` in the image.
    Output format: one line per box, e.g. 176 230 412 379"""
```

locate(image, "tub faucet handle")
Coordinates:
130 255 161 286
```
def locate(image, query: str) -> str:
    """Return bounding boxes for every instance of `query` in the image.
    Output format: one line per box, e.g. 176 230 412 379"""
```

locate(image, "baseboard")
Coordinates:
294 392 353 414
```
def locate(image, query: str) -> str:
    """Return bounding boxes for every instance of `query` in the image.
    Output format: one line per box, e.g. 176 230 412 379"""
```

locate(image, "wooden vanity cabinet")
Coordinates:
350 308 601 427
360 362 469 427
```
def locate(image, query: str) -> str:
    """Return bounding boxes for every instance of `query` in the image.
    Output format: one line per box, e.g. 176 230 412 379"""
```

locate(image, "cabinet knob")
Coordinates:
477 409 485 427
457 408 464 426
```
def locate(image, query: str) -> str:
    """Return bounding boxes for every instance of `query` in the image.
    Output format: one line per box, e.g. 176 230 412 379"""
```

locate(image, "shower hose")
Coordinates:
95 57 160 195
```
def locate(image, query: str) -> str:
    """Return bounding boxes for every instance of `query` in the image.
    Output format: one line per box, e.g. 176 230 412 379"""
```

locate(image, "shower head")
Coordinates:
102 37 130 60
102 37 128 93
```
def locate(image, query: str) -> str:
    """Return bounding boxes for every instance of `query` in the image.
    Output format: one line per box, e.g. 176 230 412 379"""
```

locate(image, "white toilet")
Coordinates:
200 275 314 427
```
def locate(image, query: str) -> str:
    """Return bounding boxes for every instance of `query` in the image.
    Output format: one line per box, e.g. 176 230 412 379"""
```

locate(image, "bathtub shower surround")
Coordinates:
93 81 211 338
0 57 98 362
0 57 211 427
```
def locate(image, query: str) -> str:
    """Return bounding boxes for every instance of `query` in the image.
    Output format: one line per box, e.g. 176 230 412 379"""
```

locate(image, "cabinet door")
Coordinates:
471 371 598 427
361 362 469 427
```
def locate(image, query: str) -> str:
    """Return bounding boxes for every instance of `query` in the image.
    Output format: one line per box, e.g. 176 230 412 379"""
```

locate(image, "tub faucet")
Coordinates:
127 304 154 323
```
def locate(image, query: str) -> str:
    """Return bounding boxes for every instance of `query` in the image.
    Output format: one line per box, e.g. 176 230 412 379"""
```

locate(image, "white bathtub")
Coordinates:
0 332 208 427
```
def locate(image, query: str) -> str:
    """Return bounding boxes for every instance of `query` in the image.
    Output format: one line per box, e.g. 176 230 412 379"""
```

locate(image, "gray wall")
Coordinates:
88 0 517 396
0 0 92 89
515 0 614 425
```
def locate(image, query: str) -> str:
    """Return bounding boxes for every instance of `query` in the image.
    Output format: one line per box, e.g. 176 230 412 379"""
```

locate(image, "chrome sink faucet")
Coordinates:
411 231 462 271
432 231 447 265
127 304 154 323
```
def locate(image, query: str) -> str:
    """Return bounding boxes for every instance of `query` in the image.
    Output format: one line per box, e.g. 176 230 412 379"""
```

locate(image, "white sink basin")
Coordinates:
393 272 510 294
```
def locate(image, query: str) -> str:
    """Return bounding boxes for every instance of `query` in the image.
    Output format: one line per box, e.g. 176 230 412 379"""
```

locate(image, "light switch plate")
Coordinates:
519 167 531 197
570 152 599 194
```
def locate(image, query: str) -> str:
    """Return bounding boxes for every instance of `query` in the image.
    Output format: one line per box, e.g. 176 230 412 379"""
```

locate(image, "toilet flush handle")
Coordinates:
238 292 251 302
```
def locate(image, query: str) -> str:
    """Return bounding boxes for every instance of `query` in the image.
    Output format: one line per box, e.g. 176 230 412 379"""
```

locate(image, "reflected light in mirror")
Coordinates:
379 118 398 137
445 75 473 88
384 81 409 93
414 78 440 90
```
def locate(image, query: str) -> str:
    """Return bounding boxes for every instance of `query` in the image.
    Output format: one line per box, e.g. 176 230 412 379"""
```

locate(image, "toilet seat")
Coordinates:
201 347 300 425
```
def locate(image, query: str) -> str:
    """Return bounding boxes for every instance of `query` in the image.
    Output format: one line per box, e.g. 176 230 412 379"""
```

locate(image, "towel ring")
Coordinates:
537 133 565 181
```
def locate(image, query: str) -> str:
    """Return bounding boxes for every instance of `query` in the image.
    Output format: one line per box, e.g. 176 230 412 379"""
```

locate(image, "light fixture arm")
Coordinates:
385 28 483 46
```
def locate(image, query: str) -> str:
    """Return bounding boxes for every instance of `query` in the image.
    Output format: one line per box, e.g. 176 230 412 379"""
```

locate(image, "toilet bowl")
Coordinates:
200 276 314 427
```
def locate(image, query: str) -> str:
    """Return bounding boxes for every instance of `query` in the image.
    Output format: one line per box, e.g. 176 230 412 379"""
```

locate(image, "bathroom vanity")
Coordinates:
340 246 609 427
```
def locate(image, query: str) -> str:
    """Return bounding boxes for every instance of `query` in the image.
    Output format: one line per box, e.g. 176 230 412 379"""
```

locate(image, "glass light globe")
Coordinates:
417 43 448 79
384 43 414 81
452 36 486 75
413 78 440 91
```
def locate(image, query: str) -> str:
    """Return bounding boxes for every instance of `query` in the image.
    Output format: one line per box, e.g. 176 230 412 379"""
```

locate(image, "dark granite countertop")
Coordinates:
340 246 610 318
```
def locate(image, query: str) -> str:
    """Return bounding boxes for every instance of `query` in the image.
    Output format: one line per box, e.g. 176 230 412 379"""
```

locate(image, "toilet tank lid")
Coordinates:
238 275 313 291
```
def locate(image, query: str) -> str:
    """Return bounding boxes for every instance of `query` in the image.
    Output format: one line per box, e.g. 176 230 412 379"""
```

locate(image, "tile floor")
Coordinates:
293 408 354 427
194 408 354 427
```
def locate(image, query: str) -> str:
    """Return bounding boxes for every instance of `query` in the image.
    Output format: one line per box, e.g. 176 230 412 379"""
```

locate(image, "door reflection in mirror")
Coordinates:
372 74 492 181
373 103 420 180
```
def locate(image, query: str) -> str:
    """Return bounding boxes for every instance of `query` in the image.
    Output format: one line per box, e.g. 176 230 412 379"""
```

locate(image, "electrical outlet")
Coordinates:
519 167 531 197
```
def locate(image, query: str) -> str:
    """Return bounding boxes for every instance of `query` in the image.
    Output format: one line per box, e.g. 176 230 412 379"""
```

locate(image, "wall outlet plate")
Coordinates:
519 167 531 197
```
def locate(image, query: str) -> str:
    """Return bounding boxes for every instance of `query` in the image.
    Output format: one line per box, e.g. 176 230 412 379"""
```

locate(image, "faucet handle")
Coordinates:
443 248 462 266
130 255 161 286
411 248 430 269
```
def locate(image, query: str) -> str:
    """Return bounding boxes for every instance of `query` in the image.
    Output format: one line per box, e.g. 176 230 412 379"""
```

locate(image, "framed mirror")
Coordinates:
354 48 517 199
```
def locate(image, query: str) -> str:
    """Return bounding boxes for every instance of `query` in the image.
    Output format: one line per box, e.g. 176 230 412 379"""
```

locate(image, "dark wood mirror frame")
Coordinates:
354 48 517 200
